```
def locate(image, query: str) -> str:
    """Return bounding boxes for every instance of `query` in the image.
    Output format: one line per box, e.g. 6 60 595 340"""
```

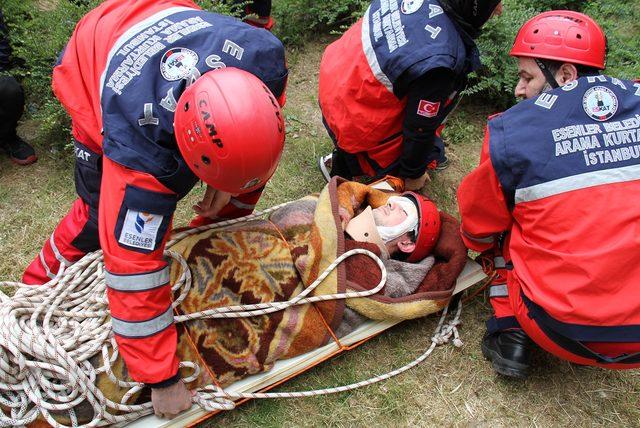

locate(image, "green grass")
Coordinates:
2 5 640 427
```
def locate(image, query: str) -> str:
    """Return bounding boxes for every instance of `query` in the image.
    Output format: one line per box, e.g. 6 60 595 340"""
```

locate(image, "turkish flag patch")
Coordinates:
417 100 441 118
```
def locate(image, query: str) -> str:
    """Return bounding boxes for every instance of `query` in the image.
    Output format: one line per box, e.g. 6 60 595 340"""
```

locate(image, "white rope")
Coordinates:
191 300 463 412
0 200 463 427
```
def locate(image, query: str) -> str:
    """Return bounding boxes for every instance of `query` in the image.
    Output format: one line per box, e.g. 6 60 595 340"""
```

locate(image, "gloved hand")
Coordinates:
151 380 193 419
404 171 431 191
193 185 233 219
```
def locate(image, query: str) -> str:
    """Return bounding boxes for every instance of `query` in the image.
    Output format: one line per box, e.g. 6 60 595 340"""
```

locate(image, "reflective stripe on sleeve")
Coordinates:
49 235 73 267
489 284 508 298
106 266 170 292
230 198 256 210
515 164 640 203
361 6 393 93
111 305 174 338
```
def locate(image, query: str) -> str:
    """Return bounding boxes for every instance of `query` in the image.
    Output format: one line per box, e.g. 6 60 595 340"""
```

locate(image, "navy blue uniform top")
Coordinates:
100 9 288 197
489 76 640 205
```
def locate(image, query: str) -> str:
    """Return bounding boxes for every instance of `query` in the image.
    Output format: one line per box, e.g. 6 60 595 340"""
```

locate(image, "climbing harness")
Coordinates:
0 201 464 427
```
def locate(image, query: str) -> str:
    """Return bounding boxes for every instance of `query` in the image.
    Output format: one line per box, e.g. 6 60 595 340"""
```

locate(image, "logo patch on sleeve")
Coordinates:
119 210 163 251
401 0 423 14
417 100 441 118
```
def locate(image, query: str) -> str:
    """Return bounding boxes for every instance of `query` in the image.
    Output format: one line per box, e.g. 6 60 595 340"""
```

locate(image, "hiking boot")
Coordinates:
318 153 333 183
2 136 37 166
434 156 449 171
482 328 532 379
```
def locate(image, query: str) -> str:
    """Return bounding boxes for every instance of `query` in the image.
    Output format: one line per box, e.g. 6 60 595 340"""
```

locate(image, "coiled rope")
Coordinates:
0 201 463 427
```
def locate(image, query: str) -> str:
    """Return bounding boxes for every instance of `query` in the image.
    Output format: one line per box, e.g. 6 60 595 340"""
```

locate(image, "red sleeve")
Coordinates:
457 126 513 253
99 157 180 385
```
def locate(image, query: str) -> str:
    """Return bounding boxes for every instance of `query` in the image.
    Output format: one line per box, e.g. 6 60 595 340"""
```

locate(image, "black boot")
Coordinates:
482 328 532 379
2 136 37 165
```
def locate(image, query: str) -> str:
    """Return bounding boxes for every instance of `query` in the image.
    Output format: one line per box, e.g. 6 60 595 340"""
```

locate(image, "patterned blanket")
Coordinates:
168 186 345 389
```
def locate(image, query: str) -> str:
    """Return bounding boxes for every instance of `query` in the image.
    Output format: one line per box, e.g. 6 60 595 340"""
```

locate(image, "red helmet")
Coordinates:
403 192 441 263
174 67 285 194
510 11 606 69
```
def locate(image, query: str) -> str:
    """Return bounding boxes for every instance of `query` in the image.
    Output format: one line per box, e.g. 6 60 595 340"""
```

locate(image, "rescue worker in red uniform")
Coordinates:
458 11 640 378
21 0 288 417
317 0 503 190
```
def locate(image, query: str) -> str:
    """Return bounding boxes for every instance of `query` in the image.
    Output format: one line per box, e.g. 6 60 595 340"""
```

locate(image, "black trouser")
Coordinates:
0 75 24 144
322 116 446 181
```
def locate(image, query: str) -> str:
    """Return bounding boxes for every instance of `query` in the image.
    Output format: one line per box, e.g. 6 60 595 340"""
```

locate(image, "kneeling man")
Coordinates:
458 11 640 378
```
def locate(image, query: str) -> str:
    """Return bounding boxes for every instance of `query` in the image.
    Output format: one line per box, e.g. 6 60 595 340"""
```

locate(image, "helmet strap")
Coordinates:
535 59 560 90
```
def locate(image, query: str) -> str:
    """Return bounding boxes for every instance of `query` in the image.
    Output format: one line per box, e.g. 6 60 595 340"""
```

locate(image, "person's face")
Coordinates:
372 200 408 227
514 57 549 99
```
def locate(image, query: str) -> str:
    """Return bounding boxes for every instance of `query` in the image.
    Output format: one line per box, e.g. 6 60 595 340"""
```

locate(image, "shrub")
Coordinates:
272 0 368 45
583 0 640 80
2 0 98 147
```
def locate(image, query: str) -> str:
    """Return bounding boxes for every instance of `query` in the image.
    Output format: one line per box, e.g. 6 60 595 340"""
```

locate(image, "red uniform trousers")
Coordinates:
482 240 640 370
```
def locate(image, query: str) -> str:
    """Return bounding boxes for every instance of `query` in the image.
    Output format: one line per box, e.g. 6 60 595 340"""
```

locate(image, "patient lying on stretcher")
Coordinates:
155 175 469 386
265 178 468 336
40 178 468 426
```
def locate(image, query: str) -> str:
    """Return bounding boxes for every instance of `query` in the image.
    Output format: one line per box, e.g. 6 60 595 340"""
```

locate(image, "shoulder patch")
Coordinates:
583 86 618 122
160 47 199 81
417 100 441 118
401 0 423 14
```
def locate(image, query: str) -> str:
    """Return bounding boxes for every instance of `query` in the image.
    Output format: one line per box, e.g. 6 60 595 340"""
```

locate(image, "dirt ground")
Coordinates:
1 38 640 427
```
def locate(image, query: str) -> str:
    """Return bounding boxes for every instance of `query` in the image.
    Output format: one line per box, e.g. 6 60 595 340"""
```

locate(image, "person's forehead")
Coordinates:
518 57 540 75
389 198 409 214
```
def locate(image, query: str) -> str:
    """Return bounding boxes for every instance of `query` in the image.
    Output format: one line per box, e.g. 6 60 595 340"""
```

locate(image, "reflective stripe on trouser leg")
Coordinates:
22 198 98 285
486 275 518 333
489 284 508 298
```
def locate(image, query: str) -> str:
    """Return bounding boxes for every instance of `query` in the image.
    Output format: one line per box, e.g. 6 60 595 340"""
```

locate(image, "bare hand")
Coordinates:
151 380 193 419
404 171 431 191
338 206 353 229
193 186 232 219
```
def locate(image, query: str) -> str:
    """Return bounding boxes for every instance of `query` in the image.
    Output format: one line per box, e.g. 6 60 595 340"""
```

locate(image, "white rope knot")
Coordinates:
192 385 236 411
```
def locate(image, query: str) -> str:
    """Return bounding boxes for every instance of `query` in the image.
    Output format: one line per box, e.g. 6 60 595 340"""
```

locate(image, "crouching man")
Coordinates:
457 11 640 378
22 0 287 418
